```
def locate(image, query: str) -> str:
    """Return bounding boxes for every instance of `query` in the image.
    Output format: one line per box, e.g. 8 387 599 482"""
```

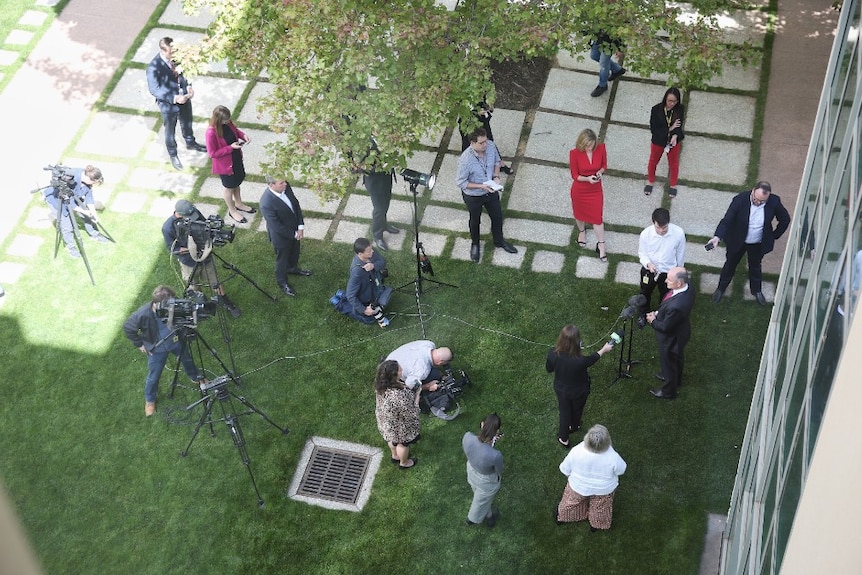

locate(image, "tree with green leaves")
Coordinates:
181 0 754 198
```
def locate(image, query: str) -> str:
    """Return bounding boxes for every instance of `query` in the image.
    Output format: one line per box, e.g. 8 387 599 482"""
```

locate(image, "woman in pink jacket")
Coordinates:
206 105 254 223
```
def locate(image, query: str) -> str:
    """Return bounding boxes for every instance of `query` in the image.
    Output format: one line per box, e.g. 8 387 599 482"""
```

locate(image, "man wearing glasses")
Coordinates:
456 127 518 263
706 181 791 305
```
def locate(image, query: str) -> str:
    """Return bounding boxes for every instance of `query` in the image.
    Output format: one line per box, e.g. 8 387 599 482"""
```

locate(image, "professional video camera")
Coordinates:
43 165 76 199
176 214 236 247
155 292 219 327
439 368 471 396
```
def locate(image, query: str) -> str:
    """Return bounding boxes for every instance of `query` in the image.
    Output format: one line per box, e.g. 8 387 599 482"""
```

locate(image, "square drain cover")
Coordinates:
287 437 382 512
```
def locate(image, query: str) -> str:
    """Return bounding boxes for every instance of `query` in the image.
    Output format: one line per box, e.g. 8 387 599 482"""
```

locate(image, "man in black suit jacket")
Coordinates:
146 37 207 170
646 267 695 399
707 181 791 305
259 176 312 297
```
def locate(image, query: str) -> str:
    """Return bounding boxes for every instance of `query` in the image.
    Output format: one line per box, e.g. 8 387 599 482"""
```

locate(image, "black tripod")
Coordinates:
211 251 277 302
163 319 237 399
610 317 642 386
182 375 289 507
48 189 114 285
396 179 457 337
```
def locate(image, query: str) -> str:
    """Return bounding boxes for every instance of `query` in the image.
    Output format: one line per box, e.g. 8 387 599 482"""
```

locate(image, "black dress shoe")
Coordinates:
650 388 676 400
170 156 183 171
236 206 257 214
229 213 248 224
187 141 207 152
755 292 767 306
288 268 313 277
374 237 388 252
609 67 627 81
495 241 518 254
711 289 724 304
384 225 400 234
279 284 296 297
470 243 480 263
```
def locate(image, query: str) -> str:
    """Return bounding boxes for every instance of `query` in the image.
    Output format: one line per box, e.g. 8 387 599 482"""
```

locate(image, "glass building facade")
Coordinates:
720 1 862 573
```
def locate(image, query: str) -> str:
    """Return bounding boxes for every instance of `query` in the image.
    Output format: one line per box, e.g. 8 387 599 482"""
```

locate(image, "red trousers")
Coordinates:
647 143 681 187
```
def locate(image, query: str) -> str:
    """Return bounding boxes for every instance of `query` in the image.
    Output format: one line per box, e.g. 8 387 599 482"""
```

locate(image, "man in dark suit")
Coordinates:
259 175 312 297
146 37 207 171
707 181 791 305
646 267 695 399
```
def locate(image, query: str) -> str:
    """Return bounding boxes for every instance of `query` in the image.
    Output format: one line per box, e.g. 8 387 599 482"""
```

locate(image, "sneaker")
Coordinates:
609 67 627 81
377 316 390 328
590 85 607 97
68 247 81 258
145 401 156 416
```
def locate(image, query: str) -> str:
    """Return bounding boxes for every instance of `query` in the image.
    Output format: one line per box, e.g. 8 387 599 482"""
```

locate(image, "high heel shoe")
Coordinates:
595 241 607 263
577 229 587 247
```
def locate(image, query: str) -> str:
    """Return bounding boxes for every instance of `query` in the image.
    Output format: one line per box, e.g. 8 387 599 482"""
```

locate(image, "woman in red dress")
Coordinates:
569 129 608 262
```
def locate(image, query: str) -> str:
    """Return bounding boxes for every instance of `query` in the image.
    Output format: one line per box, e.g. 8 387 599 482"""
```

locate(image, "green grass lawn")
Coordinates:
0 208 767 574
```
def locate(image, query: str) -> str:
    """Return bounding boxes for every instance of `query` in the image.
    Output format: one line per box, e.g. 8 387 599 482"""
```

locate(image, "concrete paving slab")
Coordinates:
602 176 665 228
419 126 447 149
6 234 44 258
143 137 212 168
603 231 641 263
236 82 275 126
6 30 35 46
332 219 371 245
670 187 736 238
604 124 652 177
0 262 26 284
507 163 571 218
35 0 60 6
430 153 467 205
423 204 487 233
682 137 751 187
490 244 525 268
182 76 249 121
685 240 726 270
575 254 609 279
506 217 573 247
112 191 149 215
128 167 198 195
75 111 157 158
159 0 215 28
230 128 286 176
0 51 18 66
699 273 729 298
19 10 49 27
406 232 447 257
525 112 601 164
105 68 160 110
540 68 611 116
532 250 566 273
705 56 763 91
451 237 476 262
302 218 333 241
716 9 769 47
610 83 661 126
23 205 52 230
149 195 179 218
614 260 643 287
686 92 757 138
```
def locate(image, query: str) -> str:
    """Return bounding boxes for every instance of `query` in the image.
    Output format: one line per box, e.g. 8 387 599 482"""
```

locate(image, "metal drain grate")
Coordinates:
296 446 370 504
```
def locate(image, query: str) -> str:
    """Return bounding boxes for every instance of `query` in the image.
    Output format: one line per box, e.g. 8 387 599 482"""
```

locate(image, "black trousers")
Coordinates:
274 239 300 286
658 346 685 396
718 242 764 294
364 171 393 239
555 388 589 441
462 191 504 245
639 267 669 310
160 102 195 157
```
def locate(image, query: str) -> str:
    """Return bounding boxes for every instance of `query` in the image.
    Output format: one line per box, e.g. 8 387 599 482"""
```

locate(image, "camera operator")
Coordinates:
336 237 392 327
162 200 240 317
123 285 206 417
386 340 453 392
42 165 108 258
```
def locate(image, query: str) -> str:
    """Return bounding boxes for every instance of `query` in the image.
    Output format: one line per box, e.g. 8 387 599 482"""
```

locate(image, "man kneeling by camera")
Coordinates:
386 340 454 391
334 237 392 327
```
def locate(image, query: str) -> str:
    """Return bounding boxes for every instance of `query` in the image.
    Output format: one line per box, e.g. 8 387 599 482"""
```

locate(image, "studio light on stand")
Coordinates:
396 168 455 338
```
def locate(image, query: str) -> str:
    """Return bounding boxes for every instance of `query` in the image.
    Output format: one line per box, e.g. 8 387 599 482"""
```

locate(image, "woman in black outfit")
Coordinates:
546 325 614 448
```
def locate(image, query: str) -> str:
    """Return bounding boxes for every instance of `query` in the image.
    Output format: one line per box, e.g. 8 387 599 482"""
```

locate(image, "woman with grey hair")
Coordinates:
462 413 504 528
555 424 627 531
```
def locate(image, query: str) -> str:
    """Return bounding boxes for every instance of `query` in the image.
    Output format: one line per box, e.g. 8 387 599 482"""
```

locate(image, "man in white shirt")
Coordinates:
386 340 453 391
637 208 686 309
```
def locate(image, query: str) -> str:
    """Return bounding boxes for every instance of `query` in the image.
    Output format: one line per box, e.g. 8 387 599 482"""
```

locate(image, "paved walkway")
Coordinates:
0 0 834 310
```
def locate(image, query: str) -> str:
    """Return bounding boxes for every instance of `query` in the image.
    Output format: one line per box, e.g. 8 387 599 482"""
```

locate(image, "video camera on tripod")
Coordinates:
43 165 76 199
156 291 219 328
175 214 236 248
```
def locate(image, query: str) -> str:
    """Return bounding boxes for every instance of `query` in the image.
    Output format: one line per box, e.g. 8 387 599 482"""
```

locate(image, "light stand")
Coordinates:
395 171 457 338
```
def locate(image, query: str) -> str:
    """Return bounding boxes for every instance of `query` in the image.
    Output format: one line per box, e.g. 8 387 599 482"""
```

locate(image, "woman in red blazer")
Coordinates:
206 105 254 223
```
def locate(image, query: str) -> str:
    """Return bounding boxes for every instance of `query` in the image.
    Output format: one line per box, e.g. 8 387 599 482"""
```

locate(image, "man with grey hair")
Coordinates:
646 266 695 399
259 175 311 297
